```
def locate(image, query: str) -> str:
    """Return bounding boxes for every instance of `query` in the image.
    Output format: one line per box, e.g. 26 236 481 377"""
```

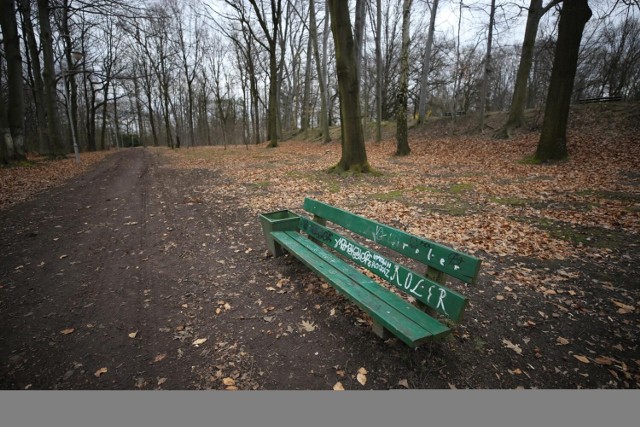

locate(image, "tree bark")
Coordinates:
37 0 65 157
478 0 496 132
301 31 312 134
309 0 330 143
395 0 412 156
0 57 11 163
61 0 79 154
375 0 382 142
246 0 282 148
1 0 26 160
18 0 49 155
354 0 366 85
327 0 370 173
535 0 591 162
496 0 562 138
417 0 439 124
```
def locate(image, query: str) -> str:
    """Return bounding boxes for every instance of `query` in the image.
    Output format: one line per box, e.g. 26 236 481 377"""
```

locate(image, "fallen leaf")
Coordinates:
594 356 615 366
556 337 570 345
215 308 222 315
496 295 505 301
573 355 590 364
357 367 367 386
225 386 238 391
192 338 207 346
157 378 167 386
59 254 68 260
222 377 236 386
224 303 231 310
153 354 166 363
333 382 345 391
398 379 409 388
128 331 138 339
94 367 108 377
60 328 75 335
502 339 523 355
612 300 635 314
330 308 336 316
300 320 316 332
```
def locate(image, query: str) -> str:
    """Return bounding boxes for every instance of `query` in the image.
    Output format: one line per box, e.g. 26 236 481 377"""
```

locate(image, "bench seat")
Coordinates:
271 230 451 347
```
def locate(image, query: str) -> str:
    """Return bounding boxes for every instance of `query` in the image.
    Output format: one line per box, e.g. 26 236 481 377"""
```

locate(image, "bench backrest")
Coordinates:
301 198 482 323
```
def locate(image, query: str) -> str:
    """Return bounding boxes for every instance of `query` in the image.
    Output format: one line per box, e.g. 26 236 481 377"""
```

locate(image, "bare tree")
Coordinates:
309 0 330 143
1 0 26 161
0 46 11 163
248 0 283 147
375 0 382 142
417 0 439 124
395 0 412 156
535 0 592 162
37 0 65 157
17 0 49 155
478 0 496 132
495 0 562 138
327 0 370 172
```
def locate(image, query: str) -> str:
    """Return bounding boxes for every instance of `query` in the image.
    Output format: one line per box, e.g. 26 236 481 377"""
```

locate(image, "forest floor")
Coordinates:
1 103 639 389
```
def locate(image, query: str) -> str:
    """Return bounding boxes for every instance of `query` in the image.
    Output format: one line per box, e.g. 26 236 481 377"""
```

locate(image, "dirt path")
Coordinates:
1 147 638 390
1 149 233 389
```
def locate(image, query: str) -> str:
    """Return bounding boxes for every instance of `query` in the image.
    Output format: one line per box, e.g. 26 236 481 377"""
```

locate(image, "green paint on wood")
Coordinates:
299 217 468 322
303 198 481 284
271 230 450 346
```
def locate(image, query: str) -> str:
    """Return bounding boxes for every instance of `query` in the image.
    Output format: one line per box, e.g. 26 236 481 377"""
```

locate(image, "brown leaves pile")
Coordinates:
165 118 639 268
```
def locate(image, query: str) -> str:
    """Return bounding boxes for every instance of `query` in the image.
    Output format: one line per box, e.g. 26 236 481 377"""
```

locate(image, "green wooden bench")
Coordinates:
259 198 482 348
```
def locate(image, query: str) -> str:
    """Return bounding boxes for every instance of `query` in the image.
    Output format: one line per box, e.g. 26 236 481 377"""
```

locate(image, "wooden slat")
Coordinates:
299 217 468 322
271 231 450 346
303 198 481 284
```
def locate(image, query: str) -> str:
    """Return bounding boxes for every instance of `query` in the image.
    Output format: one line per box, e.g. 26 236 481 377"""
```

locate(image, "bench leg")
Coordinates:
272 241 287 257
372 321 392 340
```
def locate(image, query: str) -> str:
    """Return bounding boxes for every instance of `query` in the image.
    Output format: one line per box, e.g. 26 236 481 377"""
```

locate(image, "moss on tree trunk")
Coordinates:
327 0 370 173
535 0 591 162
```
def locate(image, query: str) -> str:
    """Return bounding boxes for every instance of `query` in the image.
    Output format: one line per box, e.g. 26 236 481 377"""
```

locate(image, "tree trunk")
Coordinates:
354 0 366 85
37 0 65 157
112 84 121 149
0 57 11 163
375 0 382 142
322 1 331 137
18 0 49 155
1 0 26 160
132 65 145 147
417 0 439 124
61 0 79 154
99 79 110 151
535 0 591 162
496 0 561 138
301 33 312 134
478 0 496 132
396 0 412 156
327 0 370 173
309 0 330 143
